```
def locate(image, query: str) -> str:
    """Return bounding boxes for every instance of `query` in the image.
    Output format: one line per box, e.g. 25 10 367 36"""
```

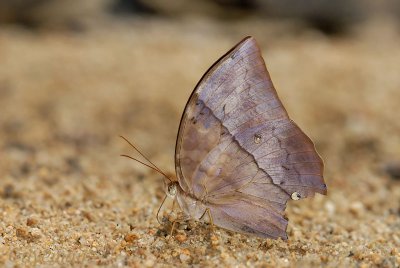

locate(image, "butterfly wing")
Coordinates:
175 37 326 239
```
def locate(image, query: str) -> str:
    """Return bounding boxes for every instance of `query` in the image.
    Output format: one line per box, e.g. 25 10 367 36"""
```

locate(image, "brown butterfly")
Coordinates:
124 36 327 239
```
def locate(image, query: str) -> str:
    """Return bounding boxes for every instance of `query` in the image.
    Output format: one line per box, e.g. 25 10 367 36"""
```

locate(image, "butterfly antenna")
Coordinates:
120 155 165 175
120 136 172 182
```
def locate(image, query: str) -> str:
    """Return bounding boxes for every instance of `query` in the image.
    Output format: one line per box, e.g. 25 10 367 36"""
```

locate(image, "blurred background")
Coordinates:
0 1 399 267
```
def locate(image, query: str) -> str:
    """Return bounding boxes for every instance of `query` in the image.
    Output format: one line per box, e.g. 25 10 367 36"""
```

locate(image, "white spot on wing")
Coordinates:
291 192 301 200
254 134 262 144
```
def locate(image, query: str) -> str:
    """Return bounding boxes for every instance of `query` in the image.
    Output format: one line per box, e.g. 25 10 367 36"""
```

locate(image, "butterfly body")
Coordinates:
170 36 327 239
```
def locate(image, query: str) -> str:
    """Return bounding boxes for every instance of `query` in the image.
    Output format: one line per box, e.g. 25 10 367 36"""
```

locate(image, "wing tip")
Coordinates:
235 36 258 49
241 35 254 42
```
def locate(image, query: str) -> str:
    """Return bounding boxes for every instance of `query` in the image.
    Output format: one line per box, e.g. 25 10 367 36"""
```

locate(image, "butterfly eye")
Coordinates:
291 192 301 200
167 183 177 197
254 134 262 144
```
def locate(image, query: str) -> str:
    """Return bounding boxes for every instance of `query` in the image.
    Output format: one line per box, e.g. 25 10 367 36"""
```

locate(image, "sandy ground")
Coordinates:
0 17 399 267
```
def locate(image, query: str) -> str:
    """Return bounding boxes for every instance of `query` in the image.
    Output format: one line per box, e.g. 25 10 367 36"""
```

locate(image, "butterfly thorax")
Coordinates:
167 181 208 221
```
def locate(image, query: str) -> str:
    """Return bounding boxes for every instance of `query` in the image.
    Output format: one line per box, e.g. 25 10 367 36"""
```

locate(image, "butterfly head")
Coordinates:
165 181 179 198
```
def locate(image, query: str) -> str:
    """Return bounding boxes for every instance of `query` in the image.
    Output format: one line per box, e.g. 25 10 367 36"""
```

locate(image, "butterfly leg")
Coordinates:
199 208 215 232
207 208 215 232
171 198 176 211
168 199 177 236
200 208 219 245
170 221 177 236
170 214 192 237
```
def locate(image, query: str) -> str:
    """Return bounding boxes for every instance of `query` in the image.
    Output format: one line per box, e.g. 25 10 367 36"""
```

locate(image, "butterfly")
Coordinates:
124 36 327 239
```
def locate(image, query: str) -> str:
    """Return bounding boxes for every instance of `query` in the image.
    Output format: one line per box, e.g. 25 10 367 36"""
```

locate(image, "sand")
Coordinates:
0 17 399 267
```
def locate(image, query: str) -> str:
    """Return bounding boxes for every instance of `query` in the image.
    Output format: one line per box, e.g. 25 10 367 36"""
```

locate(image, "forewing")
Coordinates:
176 36 326 198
